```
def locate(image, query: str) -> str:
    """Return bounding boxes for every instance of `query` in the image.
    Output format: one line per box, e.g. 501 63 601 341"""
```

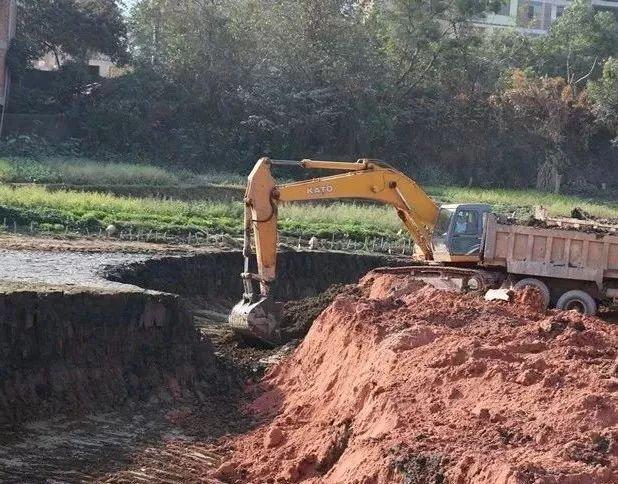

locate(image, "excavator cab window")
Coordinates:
450 209 483 255
432 207 455 253
432 205 490 258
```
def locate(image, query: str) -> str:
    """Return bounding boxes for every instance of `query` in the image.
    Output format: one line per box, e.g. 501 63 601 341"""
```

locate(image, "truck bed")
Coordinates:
481 215 618 287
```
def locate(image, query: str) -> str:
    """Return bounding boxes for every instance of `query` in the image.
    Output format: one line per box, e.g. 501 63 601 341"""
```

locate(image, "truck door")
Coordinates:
450 208 483 256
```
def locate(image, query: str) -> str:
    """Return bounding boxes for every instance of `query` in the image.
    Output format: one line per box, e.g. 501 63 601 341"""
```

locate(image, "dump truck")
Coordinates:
229 157 617 343
481 213 618 313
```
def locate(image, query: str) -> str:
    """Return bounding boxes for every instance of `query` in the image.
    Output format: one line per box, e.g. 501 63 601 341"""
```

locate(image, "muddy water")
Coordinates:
0 249 150 289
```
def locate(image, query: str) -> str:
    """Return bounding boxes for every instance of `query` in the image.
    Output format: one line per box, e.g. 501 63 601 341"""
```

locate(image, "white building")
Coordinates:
34 52 125 78
480 0 618 35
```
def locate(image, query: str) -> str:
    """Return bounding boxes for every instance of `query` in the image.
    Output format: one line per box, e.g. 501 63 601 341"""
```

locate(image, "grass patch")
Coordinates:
0 185 402 239
0 156 251 188
279 203 401 239
427 186 618 219
0 157 182 186
0 174 615 241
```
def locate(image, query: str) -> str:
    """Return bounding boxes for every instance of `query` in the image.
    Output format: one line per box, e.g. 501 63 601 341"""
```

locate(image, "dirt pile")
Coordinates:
212 271 618 483
280 284 357 341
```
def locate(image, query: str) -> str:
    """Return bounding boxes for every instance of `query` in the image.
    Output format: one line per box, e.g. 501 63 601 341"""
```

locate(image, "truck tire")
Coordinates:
556 290 597 316
513 278 550 309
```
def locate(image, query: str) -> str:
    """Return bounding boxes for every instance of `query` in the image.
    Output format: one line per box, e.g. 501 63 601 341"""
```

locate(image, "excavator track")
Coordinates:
369 265 505 293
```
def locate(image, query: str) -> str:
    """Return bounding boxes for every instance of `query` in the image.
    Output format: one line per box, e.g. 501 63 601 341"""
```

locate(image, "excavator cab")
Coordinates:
431 204 492 263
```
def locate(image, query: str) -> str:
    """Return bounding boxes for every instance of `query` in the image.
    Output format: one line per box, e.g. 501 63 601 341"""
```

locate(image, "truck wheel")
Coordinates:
513 278 550 309
556 290 597 315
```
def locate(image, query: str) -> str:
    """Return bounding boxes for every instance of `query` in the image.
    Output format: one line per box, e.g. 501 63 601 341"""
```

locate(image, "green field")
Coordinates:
429 186 618 220
0 181 614 241
0 185 403 239
0 156 251 188
0 155 614 240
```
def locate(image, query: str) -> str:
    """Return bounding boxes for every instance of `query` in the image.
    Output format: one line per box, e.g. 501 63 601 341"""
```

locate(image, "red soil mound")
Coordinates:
213 271 618 483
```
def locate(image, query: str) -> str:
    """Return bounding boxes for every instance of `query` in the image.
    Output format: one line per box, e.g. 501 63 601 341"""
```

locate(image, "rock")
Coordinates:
538 318 567 334
569 319 586 331
105 224 118 236
448 387 463 400
484 288 513 302
515 369 542 386
264 426 285 448
214 461 235 478
384 326 437 352
308 236 319 250
471 405 490 420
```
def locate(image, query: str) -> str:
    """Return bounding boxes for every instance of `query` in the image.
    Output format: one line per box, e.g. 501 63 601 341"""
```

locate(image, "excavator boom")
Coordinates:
229 157 440 343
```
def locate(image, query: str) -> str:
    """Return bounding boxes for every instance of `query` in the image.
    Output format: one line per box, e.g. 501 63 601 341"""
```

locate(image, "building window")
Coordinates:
556 5 565 17
498 1 511 16
527 1 542 21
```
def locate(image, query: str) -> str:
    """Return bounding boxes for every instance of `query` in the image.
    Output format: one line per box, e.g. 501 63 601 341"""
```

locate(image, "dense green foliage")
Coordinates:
12 0 127 67
6 0 618 193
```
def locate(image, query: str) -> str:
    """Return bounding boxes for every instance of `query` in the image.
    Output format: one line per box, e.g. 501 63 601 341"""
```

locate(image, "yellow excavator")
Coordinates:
229 157 500 343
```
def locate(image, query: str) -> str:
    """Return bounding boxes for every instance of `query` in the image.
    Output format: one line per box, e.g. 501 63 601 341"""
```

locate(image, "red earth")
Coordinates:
210 271 618 483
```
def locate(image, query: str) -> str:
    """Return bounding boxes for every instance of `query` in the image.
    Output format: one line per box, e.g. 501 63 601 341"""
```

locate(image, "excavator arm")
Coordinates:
229 157 440 343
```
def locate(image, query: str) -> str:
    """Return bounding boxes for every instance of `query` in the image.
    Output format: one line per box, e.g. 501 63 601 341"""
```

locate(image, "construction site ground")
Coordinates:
0 234 388 482
0 234 616 483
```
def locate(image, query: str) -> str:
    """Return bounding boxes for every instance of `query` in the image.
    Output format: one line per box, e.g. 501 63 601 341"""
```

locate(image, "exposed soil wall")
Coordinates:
0 250 406 426
0 286 220 425
104 250 409 302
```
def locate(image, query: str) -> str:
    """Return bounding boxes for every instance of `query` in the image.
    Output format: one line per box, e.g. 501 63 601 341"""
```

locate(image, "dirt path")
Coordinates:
0 233 204 254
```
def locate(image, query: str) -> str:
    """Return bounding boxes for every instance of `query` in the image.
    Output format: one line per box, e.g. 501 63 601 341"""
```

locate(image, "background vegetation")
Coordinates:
4 0 617 196
0 156 181 185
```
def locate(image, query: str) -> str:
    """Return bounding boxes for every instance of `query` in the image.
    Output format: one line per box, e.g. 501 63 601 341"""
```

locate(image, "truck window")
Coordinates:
432 207 455 254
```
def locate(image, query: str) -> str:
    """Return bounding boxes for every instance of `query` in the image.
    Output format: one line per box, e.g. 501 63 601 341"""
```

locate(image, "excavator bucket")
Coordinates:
228 295 281 345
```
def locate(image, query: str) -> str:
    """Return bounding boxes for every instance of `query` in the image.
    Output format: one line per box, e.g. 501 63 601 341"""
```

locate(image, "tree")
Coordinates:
14 0 128 67
493 69 596 191
589 57 618 143
534 0 618 88
372 0 504 93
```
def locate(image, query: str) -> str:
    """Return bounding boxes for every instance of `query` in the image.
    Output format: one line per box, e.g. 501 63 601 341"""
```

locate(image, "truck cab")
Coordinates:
431 203 492 263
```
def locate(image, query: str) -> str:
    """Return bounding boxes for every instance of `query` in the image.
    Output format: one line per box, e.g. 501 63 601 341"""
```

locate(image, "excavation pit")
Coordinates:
104 249 408 302
0 248 406 480
0 249 406 426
